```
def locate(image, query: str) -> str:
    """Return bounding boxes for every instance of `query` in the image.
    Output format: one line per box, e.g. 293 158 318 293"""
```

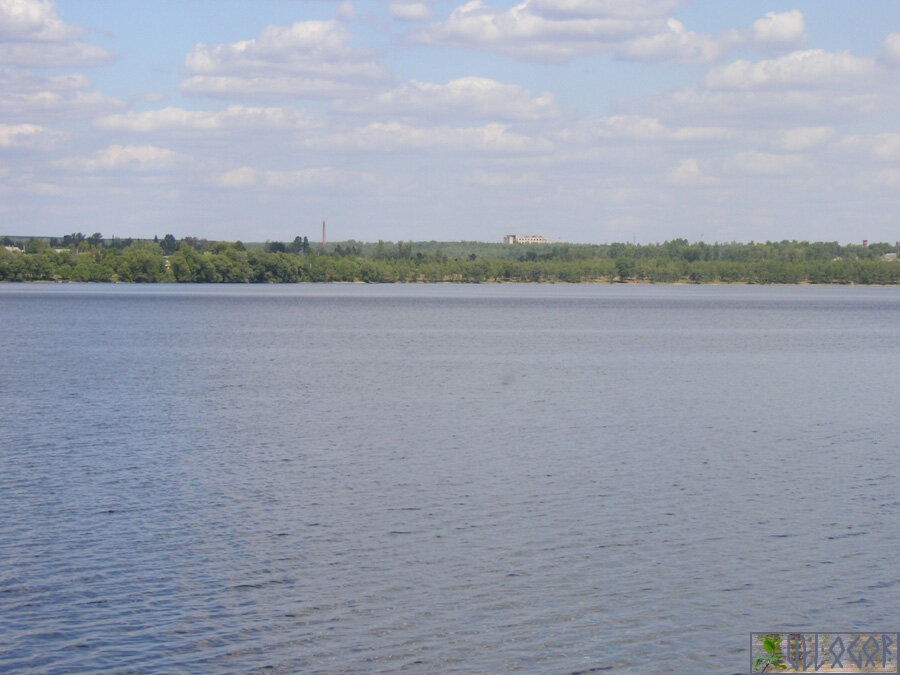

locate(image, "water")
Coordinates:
1 283 898 674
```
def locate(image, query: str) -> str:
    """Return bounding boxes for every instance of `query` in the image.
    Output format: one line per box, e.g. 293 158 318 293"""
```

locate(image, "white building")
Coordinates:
504 234 549 244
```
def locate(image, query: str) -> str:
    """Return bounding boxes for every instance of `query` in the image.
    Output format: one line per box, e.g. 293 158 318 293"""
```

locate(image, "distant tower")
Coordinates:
322 220 326 246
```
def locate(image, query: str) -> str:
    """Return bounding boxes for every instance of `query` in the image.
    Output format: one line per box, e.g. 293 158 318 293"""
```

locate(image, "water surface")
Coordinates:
1 283 898 673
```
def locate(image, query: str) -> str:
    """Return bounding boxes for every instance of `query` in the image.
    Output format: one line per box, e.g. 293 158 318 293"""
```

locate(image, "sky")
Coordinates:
3 0 900 244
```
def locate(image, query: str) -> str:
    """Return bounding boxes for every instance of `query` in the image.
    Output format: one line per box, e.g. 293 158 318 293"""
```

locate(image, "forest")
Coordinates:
2 234 900 285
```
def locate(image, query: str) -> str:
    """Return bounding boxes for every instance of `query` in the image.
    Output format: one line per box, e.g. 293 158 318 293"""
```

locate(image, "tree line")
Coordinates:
2 233 899 284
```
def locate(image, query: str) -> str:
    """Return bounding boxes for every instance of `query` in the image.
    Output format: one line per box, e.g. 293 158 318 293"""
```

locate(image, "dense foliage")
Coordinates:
2 234 899 284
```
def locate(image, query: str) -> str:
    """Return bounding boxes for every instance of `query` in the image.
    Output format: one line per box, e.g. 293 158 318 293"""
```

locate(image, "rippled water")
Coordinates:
1 283 898 674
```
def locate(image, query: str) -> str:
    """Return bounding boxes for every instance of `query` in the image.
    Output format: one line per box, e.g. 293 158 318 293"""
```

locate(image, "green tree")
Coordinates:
25 238 45 254
160 234 178 254
120 248 164 282
615 258 635 282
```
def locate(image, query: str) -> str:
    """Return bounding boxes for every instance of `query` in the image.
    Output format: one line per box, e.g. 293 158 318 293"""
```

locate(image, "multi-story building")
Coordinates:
504 234 549 244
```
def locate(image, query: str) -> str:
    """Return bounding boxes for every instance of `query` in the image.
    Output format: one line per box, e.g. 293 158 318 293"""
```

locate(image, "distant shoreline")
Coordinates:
3 237 899 285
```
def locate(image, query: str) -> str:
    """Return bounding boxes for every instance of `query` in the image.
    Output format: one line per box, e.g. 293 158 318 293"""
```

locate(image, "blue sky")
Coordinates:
3 0 900 244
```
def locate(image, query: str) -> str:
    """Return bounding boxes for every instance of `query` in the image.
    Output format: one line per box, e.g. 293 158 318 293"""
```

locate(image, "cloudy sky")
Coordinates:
2 0 900 244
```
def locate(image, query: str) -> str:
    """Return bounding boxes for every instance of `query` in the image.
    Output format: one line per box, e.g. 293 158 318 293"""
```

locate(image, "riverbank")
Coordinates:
3 238 899 285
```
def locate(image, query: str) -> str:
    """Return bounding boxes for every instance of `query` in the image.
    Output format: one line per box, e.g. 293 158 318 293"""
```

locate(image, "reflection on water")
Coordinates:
1 284 898 673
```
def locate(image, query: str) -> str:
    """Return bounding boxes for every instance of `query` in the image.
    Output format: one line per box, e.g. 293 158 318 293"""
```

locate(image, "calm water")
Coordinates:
1 283 898 674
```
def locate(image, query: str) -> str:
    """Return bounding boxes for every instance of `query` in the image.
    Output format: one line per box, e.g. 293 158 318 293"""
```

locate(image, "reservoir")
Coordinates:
1 283 898 673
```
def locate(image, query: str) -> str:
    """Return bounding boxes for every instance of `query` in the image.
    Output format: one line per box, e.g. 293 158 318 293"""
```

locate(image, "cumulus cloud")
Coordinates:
95 105 319 134
634 84 882 128
0 121 63 147
632 45 900 127
336 1 356 22
180 20 389 100
619 10 804 64
0 0 113 66
526 0 681 20
0 67 124 121
0 39 110 67
874 168 900 188
334 76 557 120
413 0 657 63
389 2 432 22
778 126 835 152
213 166 374 189
53 144 182 172
414 2 805 64
703 50 874 91
839 133 900 162
724 150 808 176
466 170 540 187
878 32 900 67
615 19 733 64
749 10 806 50
0 0 78 41
216 166 260 188
667 157 717 186
555 115 735 145
304 121 553 153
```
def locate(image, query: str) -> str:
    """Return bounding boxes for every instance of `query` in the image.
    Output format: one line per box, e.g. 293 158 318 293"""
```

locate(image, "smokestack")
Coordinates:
322 220 326 246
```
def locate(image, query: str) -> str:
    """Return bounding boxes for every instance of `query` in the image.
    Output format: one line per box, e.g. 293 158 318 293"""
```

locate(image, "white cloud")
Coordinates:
618 11 804 64
874 168 900 187
467 170 540 187
95 105 318 134
0 40 111 67
0 0 78 41
0 0 113 66
415 3 805 64
725 150 808 176
335 76 557 120
667 157 717 186
557 115 735 144
180 75 377 100
778 126 835 152
0 121 63 147
213 166 374 189
595 115 666 140
24 181 67 196
216 166 260 188
703 50 874 91
878 32 900 67
0 67 124 121
632 46 899 127
389 2 432 22
265 167 374 189
413 0 657 63
180 20 388 100
336 1 356 22
634 85 880 128
305 121 553 153
839 133 900 162
615 19 732 64
749 10 806 50
867 135 900 162
53 144 182 172
526 0 680 20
